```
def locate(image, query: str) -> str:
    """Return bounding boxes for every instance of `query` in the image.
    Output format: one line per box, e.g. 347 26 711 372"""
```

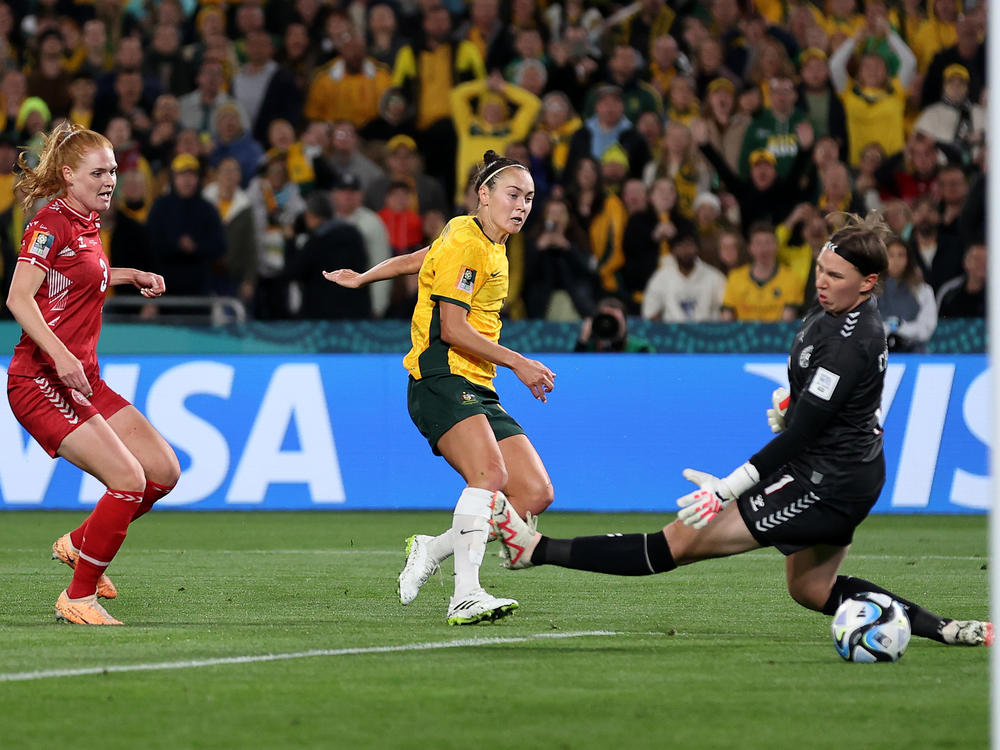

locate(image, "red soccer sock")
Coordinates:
68 519 88 551
66 489 142 599
131 480 175 522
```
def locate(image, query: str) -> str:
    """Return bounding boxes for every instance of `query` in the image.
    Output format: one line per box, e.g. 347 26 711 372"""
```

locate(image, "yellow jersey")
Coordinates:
722 263 804 321
404 215 508 388
841 78 907 166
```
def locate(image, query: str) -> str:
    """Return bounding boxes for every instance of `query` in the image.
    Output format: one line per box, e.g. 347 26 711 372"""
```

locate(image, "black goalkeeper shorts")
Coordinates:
736 472 877 555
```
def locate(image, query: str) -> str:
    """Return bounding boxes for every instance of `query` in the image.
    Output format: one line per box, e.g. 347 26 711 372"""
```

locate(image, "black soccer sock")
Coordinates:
532 532 676 576
821 575 949 643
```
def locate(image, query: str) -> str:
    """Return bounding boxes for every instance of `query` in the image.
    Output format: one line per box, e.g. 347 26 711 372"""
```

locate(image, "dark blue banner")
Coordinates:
0 354 988 513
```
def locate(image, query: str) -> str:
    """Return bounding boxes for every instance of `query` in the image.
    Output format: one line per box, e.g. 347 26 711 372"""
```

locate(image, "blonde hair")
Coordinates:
16 122 113 213
826 210 891 294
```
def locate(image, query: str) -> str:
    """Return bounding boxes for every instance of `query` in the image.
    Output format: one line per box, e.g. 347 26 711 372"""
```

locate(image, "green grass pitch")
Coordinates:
0 511 988 750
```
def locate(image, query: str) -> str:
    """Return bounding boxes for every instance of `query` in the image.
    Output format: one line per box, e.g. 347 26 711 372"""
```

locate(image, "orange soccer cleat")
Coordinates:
55 590 123 625
51 534 119 599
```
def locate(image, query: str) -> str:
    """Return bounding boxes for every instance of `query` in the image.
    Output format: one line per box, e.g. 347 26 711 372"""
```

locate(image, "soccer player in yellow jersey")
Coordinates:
325 149 556 625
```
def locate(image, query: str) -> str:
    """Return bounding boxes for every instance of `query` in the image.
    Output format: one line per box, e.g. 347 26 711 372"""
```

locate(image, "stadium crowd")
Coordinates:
0 0 987 337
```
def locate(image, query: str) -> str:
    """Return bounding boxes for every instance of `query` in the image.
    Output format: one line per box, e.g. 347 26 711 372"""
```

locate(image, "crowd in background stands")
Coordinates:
0 0 987 346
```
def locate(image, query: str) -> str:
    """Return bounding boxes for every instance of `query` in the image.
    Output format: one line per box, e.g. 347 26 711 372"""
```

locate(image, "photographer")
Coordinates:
574 297 653 353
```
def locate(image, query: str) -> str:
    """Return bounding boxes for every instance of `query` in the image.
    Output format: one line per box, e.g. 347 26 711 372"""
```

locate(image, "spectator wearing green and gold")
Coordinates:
392 5 486 202
581 43 662 124
829 9 916 168
738 74 808 180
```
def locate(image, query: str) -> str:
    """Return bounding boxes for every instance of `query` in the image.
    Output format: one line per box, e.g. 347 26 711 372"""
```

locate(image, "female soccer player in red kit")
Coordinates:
7 123 181 625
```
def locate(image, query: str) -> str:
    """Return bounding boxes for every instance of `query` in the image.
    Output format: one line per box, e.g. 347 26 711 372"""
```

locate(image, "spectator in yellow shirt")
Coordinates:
721 222 804 321
830 13 916 166
776 202 829 294
911 0 958 73
449 73 541 207
392 6 486 201
304 25 391 131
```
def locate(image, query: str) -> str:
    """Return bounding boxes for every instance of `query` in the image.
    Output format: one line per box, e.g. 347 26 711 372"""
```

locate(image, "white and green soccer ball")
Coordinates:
831 591 911 663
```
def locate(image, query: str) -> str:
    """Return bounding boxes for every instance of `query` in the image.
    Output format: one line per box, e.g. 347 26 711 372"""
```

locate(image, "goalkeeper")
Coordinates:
492 212 992 648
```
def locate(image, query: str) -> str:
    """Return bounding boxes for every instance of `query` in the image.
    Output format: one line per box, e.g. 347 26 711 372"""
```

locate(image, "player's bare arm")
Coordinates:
6 261 91 396
110 267 166 297
323 246 430 288
438 301 555 402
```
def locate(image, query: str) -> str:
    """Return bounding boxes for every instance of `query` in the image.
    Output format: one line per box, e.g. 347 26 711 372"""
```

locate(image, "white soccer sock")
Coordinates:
426 529 454 563
451 487 494 598
426 524 499 564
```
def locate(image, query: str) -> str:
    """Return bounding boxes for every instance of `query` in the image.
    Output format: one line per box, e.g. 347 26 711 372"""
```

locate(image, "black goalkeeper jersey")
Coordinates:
753 296 888 503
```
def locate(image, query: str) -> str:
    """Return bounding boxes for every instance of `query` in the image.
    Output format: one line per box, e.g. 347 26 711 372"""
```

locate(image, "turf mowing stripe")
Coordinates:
0 630 618 683
14 549 988 560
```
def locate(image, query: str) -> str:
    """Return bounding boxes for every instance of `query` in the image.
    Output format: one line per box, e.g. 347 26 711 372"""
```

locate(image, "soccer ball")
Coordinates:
831 592 911 663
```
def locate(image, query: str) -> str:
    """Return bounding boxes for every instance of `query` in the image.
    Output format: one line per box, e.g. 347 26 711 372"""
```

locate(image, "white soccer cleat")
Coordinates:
397 534 439 605
490 494 539 570
446 588 518 625
943 620 994 646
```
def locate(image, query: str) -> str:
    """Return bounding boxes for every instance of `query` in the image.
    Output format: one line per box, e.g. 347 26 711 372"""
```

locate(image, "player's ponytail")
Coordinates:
472 149 527 193
16 122 113 213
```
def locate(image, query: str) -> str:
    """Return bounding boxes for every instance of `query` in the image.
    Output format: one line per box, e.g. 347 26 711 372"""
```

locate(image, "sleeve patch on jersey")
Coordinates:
456 266 476 294
807 366 840 401
28 231 55 259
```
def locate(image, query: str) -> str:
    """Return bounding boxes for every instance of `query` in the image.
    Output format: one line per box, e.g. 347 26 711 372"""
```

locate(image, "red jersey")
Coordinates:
8 198 110 382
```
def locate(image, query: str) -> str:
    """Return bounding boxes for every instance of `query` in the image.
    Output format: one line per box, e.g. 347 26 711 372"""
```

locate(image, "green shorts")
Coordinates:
407 374 524 455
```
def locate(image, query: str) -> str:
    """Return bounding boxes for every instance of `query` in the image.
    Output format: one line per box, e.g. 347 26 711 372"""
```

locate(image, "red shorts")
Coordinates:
7 374 131 457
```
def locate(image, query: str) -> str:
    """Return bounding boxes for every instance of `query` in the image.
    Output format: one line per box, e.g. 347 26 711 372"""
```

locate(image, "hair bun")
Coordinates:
482 149 500 166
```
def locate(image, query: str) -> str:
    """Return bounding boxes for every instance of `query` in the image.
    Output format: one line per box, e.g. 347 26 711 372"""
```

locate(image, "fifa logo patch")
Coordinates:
460 392 477 404
456 267 476 293
29 231 55 259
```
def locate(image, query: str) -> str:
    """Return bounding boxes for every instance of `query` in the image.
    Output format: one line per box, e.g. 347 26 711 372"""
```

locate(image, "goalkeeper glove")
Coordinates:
766 387 790 434
676 463 760 529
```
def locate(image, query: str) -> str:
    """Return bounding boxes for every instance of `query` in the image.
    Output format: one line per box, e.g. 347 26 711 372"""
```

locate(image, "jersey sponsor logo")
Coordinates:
456 267 476 293
807 366 840 401
28 231 55 259
798 345 813 368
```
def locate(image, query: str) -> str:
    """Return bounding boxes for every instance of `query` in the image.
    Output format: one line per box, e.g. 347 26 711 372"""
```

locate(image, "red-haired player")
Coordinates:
8 123 181 625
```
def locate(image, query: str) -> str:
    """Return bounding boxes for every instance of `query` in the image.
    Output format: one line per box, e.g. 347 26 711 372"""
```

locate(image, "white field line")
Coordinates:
0 631 618 684
13 549 987 561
